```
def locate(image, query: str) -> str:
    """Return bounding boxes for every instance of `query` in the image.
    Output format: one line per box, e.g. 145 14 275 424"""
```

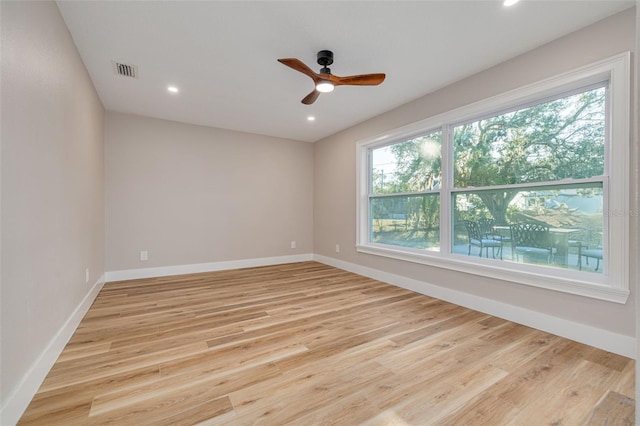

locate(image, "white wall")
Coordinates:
0 1 105 422
314 9 637 342
105 112 313 274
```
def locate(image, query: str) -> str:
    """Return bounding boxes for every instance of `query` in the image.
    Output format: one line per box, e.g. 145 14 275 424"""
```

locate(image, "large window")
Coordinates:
356 54 630 302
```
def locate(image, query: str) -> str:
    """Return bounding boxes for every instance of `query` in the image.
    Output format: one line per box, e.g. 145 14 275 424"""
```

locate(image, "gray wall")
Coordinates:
1 0 105 410
0 2 636 422
105 112 314 271
313 9 637 337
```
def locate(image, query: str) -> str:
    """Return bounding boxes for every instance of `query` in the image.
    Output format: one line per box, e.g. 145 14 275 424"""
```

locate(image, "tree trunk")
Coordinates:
477 190 519 224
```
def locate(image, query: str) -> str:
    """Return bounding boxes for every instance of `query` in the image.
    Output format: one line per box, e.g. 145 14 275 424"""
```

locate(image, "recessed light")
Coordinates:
307 116 316 121
503 0 520 6
167 86 179 93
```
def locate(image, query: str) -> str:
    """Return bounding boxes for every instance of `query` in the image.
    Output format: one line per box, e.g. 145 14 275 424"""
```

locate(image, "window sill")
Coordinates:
356 243 629 304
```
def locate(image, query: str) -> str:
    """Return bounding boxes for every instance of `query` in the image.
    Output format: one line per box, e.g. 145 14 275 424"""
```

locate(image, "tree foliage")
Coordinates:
452 87 604 222
371 133 442 232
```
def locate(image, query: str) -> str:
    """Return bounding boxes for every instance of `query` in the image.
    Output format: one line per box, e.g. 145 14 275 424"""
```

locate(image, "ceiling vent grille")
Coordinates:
113 61 138 78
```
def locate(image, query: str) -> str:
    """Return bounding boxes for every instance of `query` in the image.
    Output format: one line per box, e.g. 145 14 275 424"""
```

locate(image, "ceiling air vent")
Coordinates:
113 61 138 78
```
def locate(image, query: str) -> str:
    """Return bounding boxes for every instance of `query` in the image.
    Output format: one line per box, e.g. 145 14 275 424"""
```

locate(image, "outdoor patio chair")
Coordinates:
567 228 592 268
479 217 511 246
465 220 502 259
478 218 496 238
509 223 554 263
579 247 603 271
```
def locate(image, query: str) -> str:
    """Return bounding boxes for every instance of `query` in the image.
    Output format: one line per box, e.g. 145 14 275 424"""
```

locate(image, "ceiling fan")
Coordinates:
277 50 386 105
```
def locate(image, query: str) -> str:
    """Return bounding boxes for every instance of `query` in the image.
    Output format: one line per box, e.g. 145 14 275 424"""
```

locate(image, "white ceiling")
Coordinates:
57 1 633 143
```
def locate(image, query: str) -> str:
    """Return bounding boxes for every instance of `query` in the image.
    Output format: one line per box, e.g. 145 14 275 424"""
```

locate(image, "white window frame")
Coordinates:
356 53 630 303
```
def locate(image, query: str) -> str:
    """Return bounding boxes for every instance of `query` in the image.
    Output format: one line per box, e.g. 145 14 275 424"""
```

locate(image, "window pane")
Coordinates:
370 194 440 250
452 183 604 273
371 131 441 194
453 87 605 188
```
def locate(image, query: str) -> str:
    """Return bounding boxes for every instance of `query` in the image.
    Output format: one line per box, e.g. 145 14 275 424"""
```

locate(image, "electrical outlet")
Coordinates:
291 241 296 249
85 268 89 284
140 250 149 261
335 244 341 253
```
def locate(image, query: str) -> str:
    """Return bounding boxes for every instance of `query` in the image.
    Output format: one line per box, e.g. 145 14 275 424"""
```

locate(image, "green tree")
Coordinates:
389 133 441 231
453 87 605 223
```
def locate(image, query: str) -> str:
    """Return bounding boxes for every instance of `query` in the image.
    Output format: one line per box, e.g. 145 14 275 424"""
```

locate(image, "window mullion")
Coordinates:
440 124 453 255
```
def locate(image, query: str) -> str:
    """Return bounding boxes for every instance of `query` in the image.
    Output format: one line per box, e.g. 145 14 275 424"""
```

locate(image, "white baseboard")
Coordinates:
0 274 106 426
105 254 314 282
313 254 636 359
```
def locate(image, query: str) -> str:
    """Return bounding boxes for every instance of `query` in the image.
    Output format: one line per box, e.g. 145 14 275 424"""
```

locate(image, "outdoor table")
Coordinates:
493 225 579 266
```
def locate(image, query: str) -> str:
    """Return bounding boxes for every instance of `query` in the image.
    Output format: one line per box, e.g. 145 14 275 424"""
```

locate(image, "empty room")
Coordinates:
1 1 639 424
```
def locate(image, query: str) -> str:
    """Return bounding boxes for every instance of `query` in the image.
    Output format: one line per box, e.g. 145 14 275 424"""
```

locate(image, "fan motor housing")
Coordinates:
317 50 334 67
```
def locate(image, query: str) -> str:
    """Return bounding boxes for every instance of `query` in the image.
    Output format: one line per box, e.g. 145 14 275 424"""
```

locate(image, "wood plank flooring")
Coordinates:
19 261 634 425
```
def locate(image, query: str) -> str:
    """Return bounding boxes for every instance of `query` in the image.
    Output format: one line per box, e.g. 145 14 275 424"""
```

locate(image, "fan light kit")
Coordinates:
278 50 385 105
316 80 334 93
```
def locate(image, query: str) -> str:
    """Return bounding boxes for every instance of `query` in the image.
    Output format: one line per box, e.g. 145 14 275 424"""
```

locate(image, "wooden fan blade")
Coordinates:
277 58 321 83
301 90 320 105
332 73 386 86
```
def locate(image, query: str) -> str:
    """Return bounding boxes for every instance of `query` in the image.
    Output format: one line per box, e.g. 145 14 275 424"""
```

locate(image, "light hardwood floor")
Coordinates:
19 261 634 425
